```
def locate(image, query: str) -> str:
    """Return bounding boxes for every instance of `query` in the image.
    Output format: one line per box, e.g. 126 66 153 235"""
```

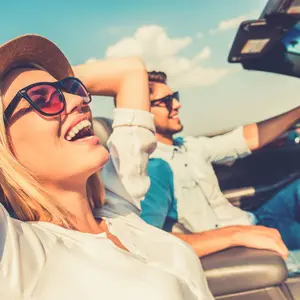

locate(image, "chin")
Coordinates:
90 146 110 172
172 124 184 134
76 146 110 179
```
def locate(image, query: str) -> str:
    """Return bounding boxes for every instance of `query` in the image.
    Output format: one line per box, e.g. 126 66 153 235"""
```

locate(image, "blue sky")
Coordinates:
2 0 300 135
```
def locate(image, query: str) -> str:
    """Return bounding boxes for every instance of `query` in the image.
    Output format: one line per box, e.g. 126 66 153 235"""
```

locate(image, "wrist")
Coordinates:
229 226 247 247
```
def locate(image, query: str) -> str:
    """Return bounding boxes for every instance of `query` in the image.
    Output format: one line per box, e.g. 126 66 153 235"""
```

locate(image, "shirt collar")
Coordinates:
156 137 185 159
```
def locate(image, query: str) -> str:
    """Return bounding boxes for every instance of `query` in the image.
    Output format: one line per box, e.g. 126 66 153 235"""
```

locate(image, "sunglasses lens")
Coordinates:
165 96 173 113
61 78 91 104
27 85 64 115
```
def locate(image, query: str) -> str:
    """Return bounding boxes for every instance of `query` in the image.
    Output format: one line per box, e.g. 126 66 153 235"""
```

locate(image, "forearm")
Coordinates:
173 226 239 257
244 106 300 150
72 56 150 112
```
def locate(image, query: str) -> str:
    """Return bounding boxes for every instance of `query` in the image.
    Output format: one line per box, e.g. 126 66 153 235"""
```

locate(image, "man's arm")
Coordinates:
244 106 300 151
173 225 288 259
196 106 299 163
140 158 175 229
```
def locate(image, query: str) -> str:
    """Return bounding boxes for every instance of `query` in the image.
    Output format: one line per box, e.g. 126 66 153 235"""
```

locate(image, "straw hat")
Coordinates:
0 34 74 80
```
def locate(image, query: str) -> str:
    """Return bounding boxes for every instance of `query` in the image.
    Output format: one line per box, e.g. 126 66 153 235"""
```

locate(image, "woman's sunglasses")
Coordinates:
4 77 91 125
150 91 179 114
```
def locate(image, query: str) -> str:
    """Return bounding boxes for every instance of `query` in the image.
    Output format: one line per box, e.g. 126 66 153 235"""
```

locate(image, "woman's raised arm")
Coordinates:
73 56 150 111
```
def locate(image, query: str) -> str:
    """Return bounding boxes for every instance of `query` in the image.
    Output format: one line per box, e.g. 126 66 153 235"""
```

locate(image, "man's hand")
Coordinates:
173 225 288 259
231 225 288 259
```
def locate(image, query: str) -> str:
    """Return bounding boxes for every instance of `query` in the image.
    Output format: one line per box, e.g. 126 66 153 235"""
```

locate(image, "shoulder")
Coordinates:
148 158 174 181
0 204 50 295
182 135 210 152
0 203 55 257
184 135 207 144
148 157 172 169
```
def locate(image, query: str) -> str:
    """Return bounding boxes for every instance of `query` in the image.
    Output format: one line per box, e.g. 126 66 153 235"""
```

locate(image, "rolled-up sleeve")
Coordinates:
101 108 157 210
189 127 251 163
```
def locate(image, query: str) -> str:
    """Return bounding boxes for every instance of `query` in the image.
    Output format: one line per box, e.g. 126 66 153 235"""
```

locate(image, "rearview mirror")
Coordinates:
228 0 300 79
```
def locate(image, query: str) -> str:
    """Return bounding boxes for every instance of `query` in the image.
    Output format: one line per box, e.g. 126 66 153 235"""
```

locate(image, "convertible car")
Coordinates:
92 1 300 299
1 1 299 299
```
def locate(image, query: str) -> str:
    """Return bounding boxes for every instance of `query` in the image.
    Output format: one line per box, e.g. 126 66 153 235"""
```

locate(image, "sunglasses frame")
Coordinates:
4 77 92 125
150 91 179 113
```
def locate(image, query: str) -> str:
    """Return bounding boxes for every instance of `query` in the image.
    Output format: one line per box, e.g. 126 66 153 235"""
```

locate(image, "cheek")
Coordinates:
9 117 58 171
8 113 109 181
151 108 169 126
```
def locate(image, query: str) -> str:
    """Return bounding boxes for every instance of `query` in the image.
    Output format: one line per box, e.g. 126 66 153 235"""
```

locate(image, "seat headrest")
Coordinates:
92 117 113 148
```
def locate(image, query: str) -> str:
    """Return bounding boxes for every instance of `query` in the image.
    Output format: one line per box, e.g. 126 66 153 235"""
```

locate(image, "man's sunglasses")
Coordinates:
4 77 92 125
150 91 179 113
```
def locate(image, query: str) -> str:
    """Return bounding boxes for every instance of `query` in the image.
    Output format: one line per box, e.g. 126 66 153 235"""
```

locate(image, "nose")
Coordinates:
172 98 181 110
64 92 86 115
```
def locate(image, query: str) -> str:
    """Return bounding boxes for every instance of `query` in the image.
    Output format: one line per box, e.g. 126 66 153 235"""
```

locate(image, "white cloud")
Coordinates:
219 15 247 31
85 58 97 64
106 38 143 57
100 25 229 88
209 11 259 35
106 25 192 60
194 46 211 61
210 15 247 34
196 31 204 39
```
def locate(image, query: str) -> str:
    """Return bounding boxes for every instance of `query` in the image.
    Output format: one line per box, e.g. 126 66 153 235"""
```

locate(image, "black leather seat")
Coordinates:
202 247 290 299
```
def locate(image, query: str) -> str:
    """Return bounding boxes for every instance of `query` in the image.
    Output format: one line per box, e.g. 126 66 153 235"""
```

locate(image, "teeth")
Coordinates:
66 120 91 141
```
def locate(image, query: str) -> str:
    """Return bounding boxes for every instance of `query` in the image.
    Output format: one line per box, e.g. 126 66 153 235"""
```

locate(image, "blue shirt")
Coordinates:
141 127 256 233
140 158 178 231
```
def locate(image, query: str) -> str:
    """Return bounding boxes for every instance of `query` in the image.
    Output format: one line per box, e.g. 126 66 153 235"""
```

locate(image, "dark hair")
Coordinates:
147 71 167 96
148 71 167 84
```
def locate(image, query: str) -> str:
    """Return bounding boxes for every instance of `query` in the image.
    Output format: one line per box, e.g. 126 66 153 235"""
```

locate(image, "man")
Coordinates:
139 70 300 257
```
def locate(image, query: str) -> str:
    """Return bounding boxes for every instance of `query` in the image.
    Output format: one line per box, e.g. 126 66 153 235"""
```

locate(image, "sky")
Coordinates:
2 0 300 136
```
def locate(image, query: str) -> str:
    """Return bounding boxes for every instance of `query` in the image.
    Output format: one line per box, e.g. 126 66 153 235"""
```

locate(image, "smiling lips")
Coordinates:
65 120 93 141
169 113 180 120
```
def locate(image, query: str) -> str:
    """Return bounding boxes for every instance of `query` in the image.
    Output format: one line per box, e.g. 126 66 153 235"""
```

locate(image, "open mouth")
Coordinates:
65 120 94 141
169 114 180 120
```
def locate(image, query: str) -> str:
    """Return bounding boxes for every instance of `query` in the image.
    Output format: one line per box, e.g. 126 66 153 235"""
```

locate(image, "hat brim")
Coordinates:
0 34 74 80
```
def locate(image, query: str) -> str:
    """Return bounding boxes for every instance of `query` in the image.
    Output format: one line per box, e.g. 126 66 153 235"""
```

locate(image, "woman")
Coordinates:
0 34 214 300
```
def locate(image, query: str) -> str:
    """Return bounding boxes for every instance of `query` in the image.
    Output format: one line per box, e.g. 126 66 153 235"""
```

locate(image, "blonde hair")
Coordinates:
0 82 104 228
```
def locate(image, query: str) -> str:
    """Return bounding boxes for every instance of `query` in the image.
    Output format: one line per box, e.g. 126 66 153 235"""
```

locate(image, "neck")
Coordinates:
156 132 174 145
42 180 102 234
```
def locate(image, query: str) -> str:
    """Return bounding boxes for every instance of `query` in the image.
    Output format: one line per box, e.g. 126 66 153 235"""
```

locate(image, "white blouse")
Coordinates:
0 109 214 300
